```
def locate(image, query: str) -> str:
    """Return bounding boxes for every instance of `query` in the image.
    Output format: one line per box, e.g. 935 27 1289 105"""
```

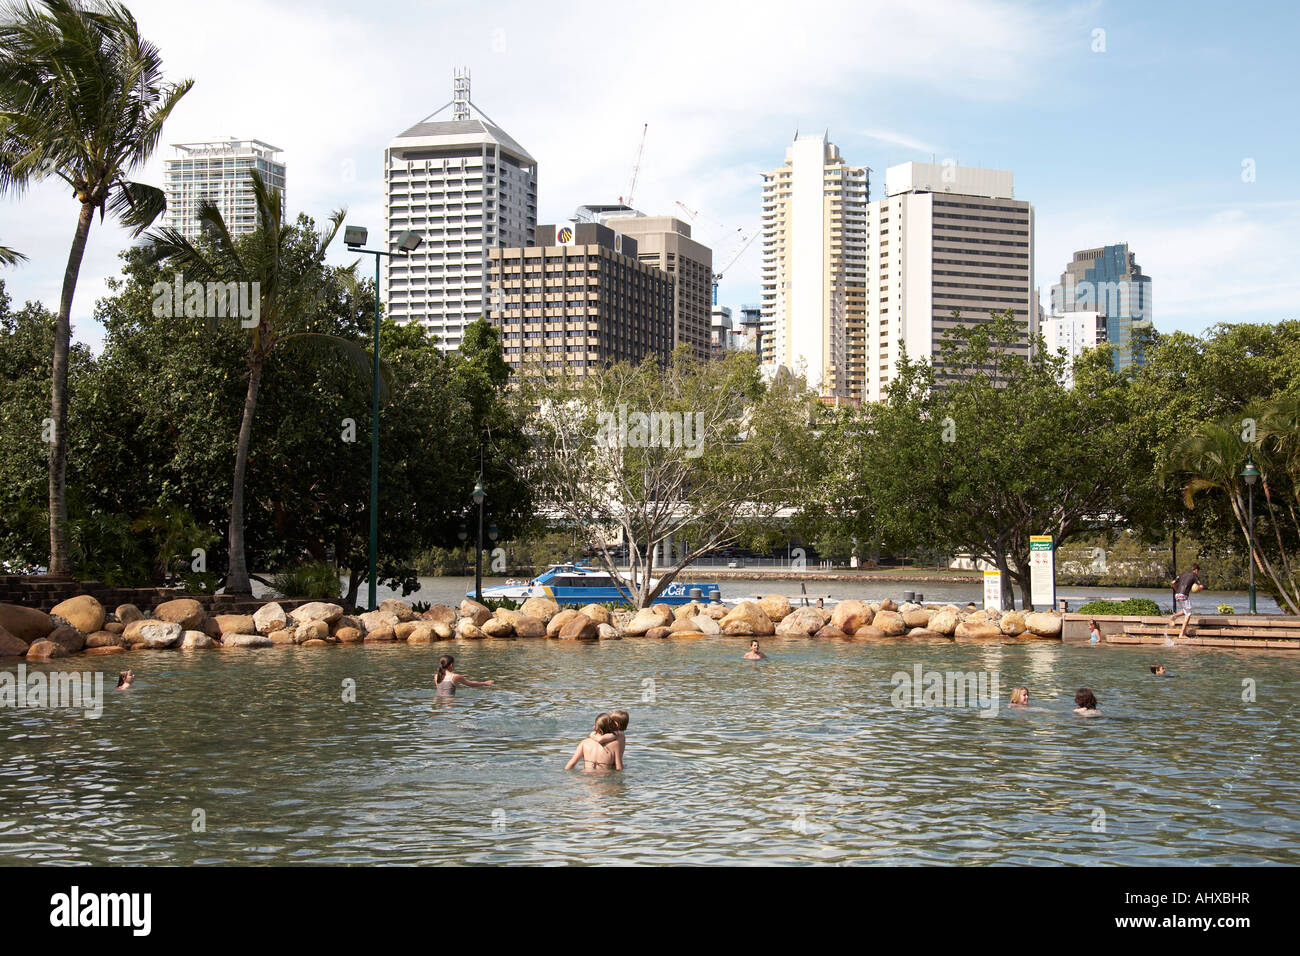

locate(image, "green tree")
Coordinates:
0 0 191 573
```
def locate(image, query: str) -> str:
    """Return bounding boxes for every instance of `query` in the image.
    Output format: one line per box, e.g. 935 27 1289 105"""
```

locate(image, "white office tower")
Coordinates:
760 132 869 400
1043 311 1105 387
864 162 1035 401
162 139 285 240
385 70 537 350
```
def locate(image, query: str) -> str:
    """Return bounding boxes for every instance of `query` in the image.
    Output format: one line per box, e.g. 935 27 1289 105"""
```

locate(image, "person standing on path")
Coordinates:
1168 564 1203 641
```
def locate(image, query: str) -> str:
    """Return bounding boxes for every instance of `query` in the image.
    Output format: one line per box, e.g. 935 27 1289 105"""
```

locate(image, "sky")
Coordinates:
2 0 1297 353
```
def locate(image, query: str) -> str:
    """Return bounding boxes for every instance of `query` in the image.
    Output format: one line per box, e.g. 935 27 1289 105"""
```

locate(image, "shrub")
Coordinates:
1076 598 1162 617
1217 603 1235 614
270 561 342 599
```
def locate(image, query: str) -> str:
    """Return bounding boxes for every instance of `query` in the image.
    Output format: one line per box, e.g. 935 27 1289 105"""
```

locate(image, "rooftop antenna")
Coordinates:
453 68 471 121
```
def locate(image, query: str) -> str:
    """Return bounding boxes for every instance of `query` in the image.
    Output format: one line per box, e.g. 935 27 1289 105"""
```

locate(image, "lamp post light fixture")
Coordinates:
343 225 422 610
472 473 487 603
1241 456 1260 614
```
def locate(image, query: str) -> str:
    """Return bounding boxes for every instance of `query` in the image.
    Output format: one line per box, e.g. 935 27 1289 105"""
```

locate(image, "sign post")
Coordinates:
983 568 1003 612
1029 535 1056 611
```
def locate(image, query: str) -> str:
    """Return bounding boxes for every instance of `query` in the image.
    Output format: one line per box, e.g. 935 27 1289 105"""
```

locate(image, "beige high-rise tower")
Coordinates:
760 132 869 400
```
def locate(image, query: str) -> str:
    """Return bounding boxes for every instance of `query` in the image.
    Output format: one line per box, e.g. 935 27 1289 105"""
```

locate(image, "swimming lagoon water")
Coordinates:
2 634 1296 865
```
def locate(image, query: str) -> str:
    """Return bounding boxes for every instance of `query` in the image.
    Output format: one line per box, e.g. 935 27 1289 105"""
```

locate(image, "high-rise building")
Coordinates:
1049 243 1151 371
162 139 285 240
760 133 869 399
711 305 734 354
486 222 674 376
864 161 1035 401
603 215 713 362
1043 311 1106 387
385 70 537 351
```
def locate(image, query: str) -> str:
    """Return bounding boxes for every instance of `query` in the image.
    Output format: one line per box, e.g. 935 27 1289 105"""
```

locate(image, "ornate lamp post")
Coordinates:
1241 456 1260 614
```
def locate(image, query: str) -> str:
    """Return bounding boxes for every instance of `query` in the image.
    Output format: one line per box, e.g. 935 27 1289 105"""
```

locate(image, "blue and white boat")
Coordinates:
471 563 721 607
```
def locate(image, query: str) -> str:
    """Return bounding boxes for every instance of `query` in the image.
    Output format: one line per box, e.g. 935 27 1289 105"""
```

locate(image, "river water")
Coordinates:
2 633 1297 864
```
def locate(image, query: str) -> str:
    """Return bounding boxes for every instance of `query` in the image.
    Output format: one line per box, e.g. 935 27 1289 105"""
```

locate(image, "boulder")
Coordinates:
902 608 933 629
85 630 123 649
999 611 1026 637
701 603 728 620
406 624 439 644
180 630 215 649
907 629 943 639
51 595 105 634
651 603 675 621
0 625 28 657
214 614 256 636
104 622 125 635
757 595 793 623
393 621 422 641
0 604 55 643
814 625 849 639
202 616 221 639
422 604 457 626
458 599 492 627
379 599 415 622
494 608 523 626
45 625 85 654
358 609 399 633
597 623 619 640
578 603 612 626
131 620 183 649
955 622 1003 640
692 614 721 636
927 609 959 636
223 633 273 648
456 619 486 639
154 598 205 630
558 613 598 641
114 603 144 625
335 626 364 644
546 609 581 638
429 620 454 640
777 607 824 636
831 600 873 634
1024 612 1063 638
624 607 670 636
253 603 288 635
289 602 345 626
302 639 331 647
672 602 702 620
296 620 331 643
719 601 774 637
669 615 702 633
520 597 560 624
26 639 68 659
481 618 515 639
871 610 906 637
363 624 396 642
879 599 898 612
266 628 296 645
852 626 887 639
513 616 546 638
334 614 365 633
644 626 673 639
83 645 126 656
966 609 989 624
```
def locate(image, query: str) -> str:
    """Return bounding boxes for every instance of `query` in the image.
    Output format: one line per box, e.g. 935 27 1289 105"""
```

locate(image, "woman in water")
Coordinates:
1088 620 1102 645
115 670 135 690
1073 687 1101 717
1009 686 1029 706
565 713 620 771
434 655 494 697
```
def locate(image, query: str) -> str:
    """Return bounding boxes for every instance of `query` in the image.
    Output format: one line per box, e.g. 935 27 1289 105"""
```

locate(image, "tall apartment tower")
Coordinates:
162 139 285 240
604 215 714 362
1049 243 1151 371
487 223 674 376
760 133 869 399
385 70 537 351
864 162 1035 401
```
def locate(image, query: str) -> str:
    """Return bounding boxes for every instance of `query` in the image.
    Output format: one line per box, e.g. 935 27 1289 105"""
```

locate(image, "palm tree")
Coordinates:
146 170 381 595
0 243 26 265
0 0 191 575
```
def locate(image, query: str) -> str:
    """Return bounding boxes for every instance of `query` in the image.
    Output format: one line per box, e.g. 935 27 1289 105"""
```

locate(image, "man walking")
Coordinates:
1168 563 1203 640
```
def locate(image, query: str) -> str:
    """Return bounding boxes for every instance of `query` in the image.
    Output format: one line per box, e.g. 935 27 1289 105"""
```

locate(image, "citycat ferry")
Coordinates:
470 563 721 607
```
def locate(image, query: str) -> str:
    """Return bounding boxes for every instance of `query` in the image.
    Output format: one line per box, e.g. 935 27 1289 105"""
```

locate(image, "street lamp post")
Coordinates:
343 226 422 610
1241 456 1260 614
472 473 486 603
458 523 468 576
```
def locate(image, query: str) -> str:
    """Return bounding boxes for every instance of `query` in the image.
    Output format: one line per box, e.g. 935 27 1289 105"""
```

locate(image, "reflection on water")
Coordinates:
1 637 1296 865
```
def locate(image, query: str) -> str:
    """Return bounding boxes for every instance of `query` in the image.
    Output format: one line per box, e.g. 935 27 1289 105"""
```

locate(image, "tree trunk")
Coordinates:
226 355 264 594
48 202 95 575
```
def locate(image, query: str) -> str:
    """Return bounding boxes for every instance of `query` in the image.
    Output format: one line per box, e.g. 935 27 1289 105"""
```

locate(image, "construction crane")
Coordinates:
712 231 759 305
619 123 648 208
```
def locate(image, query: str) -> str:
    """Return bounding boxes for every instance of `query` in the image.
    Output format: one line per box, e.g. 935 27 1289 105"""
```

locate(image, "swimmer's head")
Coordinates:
1150 663 1165 675
116 670 134 687
610 709 629 731
1010 686 1028 705
594 713 617 735
437 656 454 684
750 640 760 651
1089 620 1100 631
1075 688 1098 710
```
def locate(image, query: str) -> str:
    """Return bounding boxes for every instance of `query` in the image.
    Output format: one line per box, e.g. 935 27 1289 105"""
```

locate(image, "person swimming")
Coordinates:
743 640 766 660
565 713 620 771
1073 687 1101 717
434 655 494 697
1088 620 1102 645
115 670 134 690
591 709 629 766
1150 663 1166 675
1009 686 1029 706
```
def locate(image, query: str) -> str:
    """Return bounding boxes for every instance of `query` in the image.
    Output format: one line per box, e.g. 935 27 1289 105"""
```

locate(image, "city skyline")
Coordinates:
2 0 1295 356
